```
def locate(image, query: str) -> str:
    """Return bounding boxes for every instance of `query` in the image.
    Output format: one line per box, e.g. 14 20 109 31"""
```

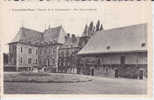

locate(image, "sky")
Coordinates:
0 1 151 53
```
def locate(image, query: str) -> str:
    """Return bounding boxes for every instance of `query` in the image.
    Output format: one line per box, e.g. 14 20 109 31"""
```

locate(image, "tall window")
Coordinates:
36 49 37 55
28 48 32 54
48 59 50 66
21 47 22 53
28 58 32 64
40 50 42 55
36 59 37 64
20 57 22 64
120 56 126 64
61 51 64 57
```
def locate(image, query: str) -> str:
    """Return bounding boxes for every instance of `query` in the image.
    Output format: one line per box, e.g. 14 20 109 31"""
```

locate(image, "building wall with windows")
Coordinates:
78 24 147 79
6 42 61 72
79 52 147 79
97 52 147 65
16 43 39 71
38 44 61 72
58 33 80 73
58 47 80 73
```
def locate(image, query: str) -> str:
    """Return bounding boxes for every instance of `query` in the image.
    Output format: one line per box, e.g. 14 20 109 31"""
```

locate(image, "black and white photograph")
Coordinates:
0 1 152 95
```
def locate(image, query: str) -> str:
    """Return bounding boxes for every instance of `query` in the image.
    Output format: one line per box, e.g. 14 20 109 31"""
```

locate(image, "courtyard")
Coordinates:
4 72 147 94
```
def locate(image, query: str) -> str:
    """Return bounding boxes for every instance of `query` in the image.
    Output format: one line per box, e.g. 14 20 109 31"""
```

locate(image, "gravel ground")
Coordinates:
4 74 147 94
4 72 92 83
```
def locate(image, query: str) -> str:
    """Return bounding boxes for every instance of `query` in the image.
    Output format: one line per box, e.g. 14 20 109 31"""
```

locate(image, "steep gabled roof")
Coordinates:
10 27 43 44
78 23 147 55
9 25 67 45
43 25 67 44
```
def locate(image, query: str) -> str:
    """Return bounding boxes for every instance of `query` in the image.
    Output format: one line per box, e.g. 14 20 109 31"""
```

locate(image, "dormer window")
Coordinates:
106 46 110 50
141 43 146 47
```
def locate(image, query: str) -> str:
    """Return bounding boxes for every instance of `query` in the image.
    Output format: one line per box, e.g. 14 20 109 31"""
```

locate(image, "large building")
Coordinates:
5 25 67 72
78 23 147 79
4 23 147 79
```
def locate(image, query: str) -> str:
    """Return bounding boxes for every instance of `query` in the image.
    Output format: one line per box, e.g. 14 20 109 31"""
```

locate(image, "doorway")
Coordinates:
91 69 94 76
115 69 119 78
139 70 144 80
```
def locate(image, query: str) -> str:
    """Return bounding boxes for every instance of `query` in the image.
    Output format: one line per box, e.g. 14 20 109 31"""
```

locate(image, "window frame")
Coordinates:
28 58 32 64
28 48 32 54
21 47 22 53
120 56 126 64
20 57 22 64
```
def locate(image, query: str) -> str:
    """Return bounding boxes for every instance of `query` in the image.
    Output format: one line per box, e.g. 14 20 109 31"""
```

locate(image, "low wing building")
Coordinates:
78 23 147 79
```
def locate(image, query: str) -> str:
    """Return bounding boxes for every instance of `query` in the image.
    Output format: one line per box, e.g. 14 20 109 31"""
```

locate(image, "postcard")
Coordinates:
0 0 152 98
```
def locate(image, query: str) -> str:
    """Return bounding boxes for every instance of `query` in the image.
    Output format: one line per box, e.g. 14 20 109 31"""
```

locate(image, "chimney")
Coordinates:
65 33 70 43
67 33 70 37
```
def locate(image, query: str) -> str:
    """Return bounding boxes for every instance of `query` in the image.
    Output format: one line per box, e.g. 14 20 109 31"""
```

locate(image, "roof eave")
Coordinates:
78 50 147 56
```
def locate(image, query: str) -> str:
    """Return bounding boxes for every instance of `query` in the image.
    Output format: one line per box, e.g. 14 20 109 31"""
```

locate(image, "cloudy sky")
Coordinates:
0 1 151 53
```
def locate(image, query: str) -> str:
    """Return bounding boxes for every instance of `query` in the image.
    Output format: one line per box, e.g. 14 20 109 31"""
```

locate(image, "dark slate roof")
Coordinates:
43 25 67 44
10 27 43 44
10 25 67 45
60 36 80 48
78 23 147 55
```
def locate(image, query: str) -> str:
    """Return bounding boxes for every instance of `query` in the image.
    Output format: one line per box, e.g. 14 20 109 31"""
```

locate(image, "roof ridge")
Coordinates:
46 25 62 30
21 27 43 34
44 25 63 34
99 23 147 33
